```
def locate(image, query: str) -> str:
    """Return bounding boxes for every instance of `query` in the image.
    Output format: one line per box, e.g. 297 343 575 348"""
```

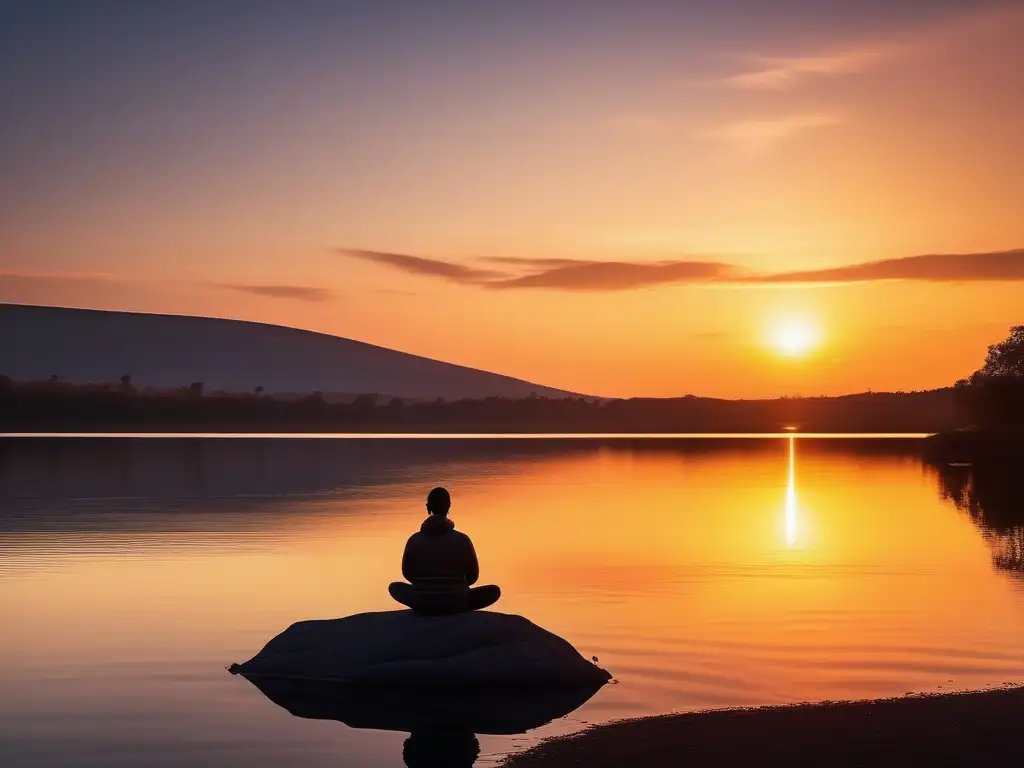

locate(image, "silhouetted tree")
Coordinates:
119 374 133 393
957 326 1024 428
253 385 264 397
352 393 377 409
976 326 1024 379
187 382 204 398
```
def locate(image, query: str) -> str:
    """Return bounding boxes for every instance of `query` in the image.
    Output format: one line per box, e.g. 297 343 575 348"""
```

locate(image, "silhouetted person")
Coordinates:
388 487 501 615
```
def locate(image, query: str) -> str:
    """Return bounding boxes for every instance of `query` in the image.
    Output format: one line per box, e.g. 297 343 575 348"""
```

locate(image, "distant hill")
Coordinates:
0 304 574 400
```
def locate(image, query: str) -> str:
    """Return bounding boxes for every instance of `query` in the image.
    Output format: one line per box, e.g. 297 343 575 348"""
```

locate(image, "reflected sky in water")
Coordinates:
1 436 1023 766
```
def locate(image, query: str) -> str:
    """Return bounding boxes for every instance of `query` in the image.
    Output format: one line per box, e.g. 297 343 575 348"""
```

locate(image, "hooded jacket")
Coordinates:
401 515 480 587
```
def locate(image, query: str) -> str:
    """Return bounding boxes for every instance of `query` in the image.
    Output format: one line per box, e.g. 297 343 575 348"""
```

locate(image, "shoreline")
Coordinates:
505 687 1024 767
922 428 1024 462
0 431 932 439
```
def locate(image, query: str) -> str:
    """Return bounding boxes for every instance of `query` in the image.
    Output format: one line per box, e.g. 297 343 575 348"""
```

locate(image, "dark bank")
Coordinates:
504 687 1024 767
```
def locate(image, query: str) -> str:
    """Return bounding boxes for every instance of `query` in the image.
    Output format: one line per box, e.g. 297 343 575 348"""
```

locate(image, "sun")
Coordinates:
767 318 820 357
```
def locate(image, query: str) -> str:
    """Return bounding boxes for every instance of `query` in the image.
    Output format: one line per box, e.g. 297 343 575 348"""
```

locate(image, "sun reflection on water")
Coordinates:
785 436 798 546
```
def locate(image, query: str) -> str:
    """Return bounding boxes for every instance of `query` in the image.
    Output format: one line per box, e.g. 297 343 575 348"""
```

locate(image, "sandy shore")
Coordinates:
505 687 1024 767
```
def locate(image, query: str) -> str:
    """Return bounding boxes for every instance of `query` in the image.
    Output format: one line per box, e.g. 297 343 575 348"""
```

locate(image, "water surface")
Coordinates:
1 436 1023 766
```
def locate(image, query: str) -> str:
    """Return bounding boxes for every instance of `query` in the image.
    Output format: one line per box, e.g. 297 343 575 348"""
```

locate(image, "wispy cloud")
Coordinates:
218 283 334 302
0 272 337 303
711 112 844 152
725 48 895 91
339 249 507 284
338 248 1024 291
747 250 1024 284
722 3 1024 92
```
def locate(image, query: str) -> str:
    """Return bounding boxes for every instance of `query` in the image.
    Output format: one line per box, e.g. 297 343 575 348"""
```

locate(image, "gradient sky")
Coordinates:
2 0 1023 398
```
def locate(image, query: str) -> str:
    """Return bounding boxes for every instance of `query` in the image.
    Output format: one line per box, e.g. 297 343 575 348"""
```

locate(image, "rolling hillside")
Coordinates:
0 304 573 400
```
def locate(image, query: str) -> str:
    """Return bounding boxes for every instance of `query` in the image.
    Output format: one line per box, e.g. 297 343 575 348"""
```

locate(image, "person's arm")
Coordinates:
464 536 480 586
401 536 416 582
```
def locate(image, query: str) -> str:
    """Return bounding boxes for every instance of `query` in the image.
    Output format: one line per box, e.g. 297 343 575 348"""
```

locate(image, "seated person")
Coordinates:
389 487 501 615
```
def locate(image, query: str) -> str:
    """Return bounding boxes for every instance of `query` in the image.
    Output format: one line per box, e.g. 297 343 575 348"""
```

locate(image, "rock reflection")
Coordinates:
235 675 605 768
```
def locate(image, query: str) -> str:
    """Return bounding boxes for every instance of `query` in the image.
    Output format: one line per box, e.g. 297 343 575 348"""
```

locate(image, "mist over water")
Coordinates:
2 436 1023 766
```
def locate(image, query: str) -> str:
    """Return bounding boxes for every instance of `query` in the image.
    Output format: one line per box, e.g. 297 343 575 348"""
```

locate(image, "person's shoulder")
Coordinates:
454 529 474 545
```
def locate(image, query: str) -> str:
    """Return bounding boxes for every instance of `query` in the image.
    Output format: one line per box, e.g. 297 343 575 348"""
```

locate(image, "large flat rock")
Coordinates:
229 610 611 687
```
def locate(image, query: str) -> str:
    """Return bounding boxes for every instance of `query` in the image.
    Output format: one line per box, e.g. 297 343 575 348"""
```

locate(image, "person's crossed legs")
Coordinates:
465 584 501 611
388 581 501 615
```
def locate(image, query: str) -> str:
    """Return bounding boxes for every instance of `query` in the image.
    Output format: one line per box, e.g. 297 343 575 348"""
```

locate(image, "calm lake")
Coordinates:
2 436 1023 766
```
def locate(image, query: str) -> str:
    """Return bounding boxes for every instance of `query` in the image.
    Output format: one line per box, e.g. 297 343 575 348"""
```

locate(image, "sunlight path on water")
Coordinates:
785 437 798 547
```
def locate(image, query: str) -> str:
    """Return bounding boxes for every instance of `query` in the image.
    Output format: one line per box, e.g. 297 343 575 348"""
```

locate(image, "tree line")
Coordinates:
2 325 1020 433
0 374 956 433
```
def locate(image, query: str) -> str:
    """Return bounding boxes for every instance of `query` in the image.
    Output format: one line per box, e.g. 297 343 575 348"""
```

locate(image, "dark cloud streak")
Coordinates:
339 249 507 284
487 260 739 291
218 284 334 302
337 247 1024 291
750 250 1024 284
483 256 597 268
337 249 739 290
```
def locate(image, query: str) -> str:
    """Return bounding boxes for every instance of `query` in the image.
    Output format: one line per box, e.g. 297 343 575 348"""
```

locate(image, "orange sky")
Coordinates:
2 2 1023 398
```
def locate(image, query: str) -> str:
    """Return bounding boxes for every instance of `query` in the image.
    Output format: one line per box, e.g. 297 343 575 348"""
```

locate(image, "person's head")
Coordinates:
426 487 451 516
